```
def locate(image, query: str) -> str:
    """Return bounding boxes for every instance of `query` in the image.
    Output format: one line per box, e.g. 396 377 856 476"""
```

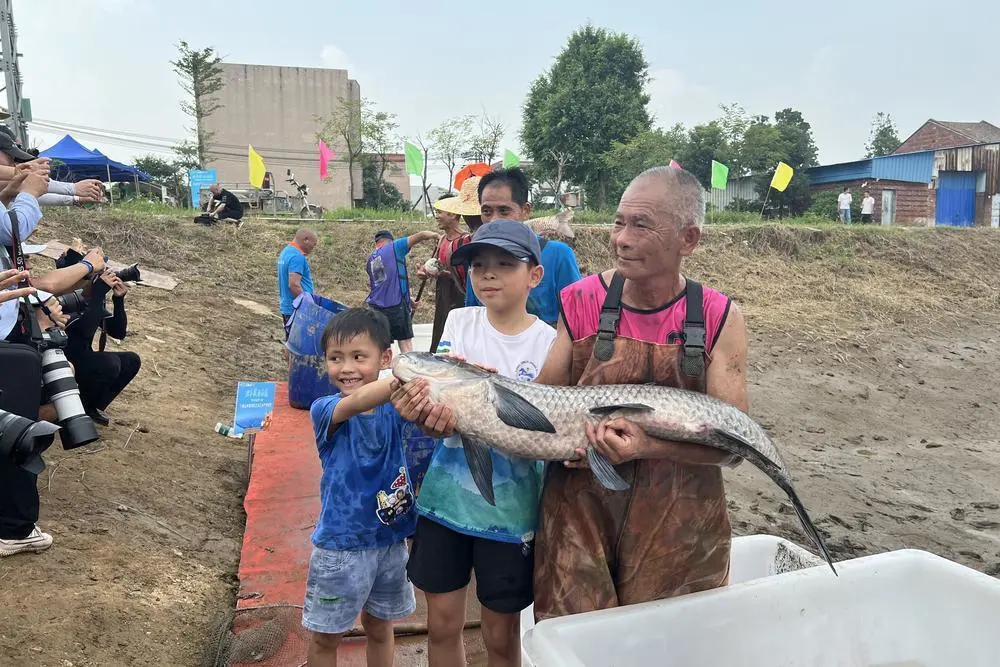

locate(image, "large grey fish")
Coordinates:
391 351 837 575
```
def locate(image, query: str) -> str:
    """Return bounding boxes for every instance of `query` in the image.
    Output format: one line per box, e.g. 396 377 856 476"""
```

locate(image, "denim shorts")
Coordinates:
302 541 416 635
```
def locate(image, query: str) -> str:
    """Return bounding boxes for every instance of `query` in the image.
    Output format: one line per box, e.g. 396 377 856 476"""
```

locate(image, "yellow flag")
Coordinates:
770 161 794 192
248 145 266 188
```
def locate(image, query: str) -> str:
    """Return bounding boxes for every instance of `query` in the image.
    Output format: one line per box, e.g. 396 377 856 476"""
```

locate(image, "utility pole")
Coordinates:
0 0 26 146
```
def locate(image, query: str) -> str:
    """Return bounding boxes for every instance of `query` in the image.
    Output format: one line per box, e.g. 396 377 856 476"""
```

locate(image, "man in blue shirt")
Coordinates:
364 228 438 353
463 168 581 326
277 228 318 338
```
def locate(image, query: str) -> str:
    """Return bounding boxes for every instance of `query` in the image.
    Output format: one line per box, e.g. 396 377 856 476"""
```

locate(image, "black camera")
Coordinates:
0 406 59 474
115 263 141 283
55 288 87 315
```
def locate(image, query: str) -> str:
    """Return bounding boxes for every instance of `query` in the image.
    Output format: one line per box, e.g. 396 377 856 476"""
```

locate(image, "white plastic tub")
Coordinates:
520 534 823 665
524 548 1000 667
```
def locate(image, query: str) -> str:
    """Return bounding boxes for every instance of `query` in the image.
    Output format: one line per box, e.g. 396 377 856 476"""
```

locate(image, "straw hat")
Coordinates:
434 176 483 217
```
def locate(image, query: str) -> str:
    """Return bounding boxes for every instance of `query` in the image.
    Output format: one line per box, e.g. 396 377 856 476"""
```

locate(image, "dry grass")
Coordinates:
36 209 1000 358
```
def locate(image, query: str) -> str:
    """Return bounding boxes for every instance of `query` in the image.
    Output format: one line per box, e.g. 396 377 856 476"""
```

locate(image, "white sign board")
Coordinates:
992 195 1000 229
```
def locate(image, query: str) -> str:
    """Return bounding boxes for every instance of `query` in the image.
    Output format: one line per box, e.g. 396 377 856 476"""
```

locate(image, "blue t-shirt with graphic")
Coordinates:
277 244 313 315
415 307 556 544
465 236 581 326
366 237 411 309
310 395 417 550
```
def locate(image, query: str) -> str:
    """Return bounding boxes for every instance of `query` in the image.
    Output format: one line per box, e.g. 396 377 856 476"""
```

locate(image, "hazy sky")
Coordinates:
17 0 1000 189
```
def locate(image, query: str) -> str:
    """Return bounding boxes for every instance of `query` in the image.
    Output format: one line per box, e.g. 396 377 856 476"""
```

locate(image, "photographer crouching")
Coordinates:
0 132 102 557
56 246 141 426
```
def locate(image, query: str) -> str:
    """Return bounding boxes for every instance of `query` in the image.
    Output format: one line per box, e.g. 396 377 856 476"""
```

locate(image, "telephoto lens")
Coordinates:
55 288 88 315
115 263 141 283
40 348 99 449
0 409 59 474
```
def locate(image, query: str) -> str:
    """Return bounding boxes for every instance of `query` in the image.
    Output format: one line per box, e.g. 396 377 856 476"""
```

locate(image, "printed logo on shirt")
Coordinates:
515 360 539 382
435 339 452 355
375 466 414 526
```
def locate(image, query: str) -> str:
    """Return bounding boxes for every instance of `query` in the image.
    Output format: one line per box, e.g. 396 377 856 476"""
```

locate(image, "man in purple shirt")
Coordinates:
365 229 438 352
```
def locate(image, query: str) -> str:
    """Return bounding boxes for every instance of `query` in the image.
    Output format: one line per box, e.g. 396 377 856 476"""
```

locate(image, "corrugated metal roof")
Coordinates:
806 160 872 184
872 151 935 183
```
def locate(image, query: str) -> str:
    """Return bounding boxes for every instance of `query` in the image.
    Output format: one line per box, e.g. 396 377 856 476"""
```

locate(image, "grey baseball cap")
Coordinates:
450 219 542 266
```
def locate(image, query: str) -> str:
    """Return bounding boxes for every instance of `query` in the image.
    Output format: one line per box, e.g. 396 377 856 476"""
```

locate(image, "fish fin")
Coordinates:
462 435 496 506
711 428 838 577
587 448 630 492
588 403 655 417
491 383 556 434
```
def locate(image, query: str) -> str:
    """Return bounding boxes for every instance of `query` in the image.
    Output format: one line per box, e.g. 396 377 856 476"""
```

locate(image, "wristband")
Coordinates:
80 259 95 276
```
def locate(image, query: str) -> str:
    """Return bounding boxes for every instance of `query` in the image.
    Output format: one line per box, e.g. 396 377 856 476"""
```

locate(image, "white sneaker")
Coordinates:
0 525 53 557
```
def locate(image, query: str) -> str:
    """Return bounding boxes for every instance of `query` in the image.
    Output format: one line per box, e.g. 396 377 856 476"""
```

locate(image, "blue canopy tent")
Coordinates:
39 134 153 183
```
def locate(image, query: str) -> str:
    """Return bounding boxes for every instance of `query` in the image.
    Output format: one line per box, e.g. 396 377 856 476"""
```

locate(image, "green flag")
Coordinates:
711 160 729 190
404 141 424 177
503 149 520 168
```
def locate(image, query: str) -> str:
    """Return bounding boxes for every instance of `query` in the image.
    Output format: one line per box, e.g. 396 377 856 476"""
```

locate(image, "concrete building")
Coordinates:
200 63 362 210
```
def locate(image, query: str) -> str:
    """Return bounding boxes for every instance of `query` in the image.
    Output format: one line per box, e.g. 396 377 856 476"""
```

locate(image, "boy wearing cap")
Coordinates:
364 228 438 353
397 219 555 666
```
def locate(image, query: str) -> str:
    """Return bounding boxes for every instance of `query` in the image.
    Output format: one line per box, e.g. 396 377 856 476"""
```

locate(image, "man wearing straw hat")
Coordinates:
418 191 477 353
433 175 485 233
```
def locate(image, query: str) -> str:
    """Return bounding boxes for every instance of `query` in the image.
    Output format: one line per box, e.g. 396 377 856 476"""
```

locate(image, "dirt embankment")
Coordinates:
1 209 998 666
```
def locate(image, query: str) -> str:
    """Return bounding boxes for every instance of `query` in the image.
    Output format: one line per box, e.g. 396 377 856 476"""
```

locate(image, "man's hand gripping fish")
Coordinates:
391 352 837 574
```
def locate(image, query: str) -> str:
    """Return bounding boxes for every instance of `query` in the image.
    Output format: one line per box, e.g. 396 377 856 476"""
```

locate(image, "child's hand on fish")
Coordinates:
389 378 458 438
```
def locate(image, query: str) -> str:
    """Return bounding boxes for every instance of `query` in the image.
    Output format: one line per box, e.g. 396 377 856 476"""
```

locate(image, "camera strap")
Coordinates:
8 209 29 286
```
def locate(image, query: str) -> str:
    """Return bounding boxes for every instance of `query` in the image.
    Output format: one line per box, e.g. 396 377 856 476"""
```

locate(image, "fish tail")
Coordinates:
783 482 838 577
708 427 838 576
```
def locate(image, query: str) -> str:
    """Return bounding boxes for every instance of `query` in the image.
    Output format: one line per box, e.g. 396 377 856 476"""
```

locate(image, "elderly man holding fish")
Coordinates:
393 166 752 622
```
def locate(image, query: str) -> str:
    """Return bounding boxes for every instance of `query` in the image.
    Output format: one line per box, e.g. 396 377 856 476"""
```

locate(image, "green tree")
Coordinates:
521 24 652 209
603 125 688 204
675 122 731 190
429 114 475 193
133 155 187 202
464 113 505 166
360 163 406 210
316 97 366 203
865 112 902 157
362 106 400 209
744 109 819 216
171 41 224 169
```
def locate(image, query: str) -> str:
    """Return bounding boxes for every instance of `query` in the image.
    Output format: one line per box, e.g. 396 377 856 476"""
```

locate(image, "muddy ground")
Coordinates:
0 211 997 666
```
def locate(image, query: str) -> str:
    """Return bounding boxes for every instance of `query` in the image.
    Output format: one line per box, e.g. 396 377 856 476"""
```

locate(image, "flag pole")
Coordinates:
760 188 772 219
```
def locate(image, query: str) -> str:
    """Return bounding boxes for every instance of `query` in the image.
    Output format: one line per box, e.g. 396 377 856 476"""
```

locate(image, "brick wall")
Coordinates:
894 122 970 154
812 180 934 226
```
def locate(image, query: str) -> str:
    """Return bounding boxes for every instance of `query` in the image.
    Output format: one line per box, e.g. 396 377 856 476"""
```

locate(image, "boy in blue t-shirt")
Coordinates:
302 307 417 667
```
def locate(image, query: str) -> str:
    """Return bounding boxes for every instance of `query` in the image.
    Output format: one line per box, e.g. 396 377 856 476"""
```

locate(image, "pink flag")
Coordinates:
318 139 335 179
669 159 682 169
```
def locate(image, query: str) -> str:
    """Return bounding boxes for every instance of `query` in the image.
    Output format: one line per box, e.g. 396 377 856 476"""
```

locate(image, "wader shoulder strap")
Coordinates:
593 272 624 362
681 278 706 378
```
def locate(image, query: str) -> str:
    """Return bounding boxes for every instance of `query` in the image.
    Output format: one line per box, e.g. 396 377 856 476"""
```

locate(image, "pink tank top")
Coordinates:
560 273 731 355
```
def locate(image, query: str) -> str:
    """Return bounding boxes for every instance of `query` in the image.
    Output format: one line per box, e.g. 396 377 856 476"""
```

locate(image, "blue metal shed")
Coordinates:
807 160 872 185
872 151 935 183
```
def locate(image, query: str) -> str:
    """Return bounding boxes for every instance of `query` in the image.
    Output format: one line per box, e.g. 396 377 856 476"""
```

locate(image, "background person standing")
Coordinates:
420 194 473 353
277 228 318 338
861 191 876 224
837 186 853 223
365 228 438 353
